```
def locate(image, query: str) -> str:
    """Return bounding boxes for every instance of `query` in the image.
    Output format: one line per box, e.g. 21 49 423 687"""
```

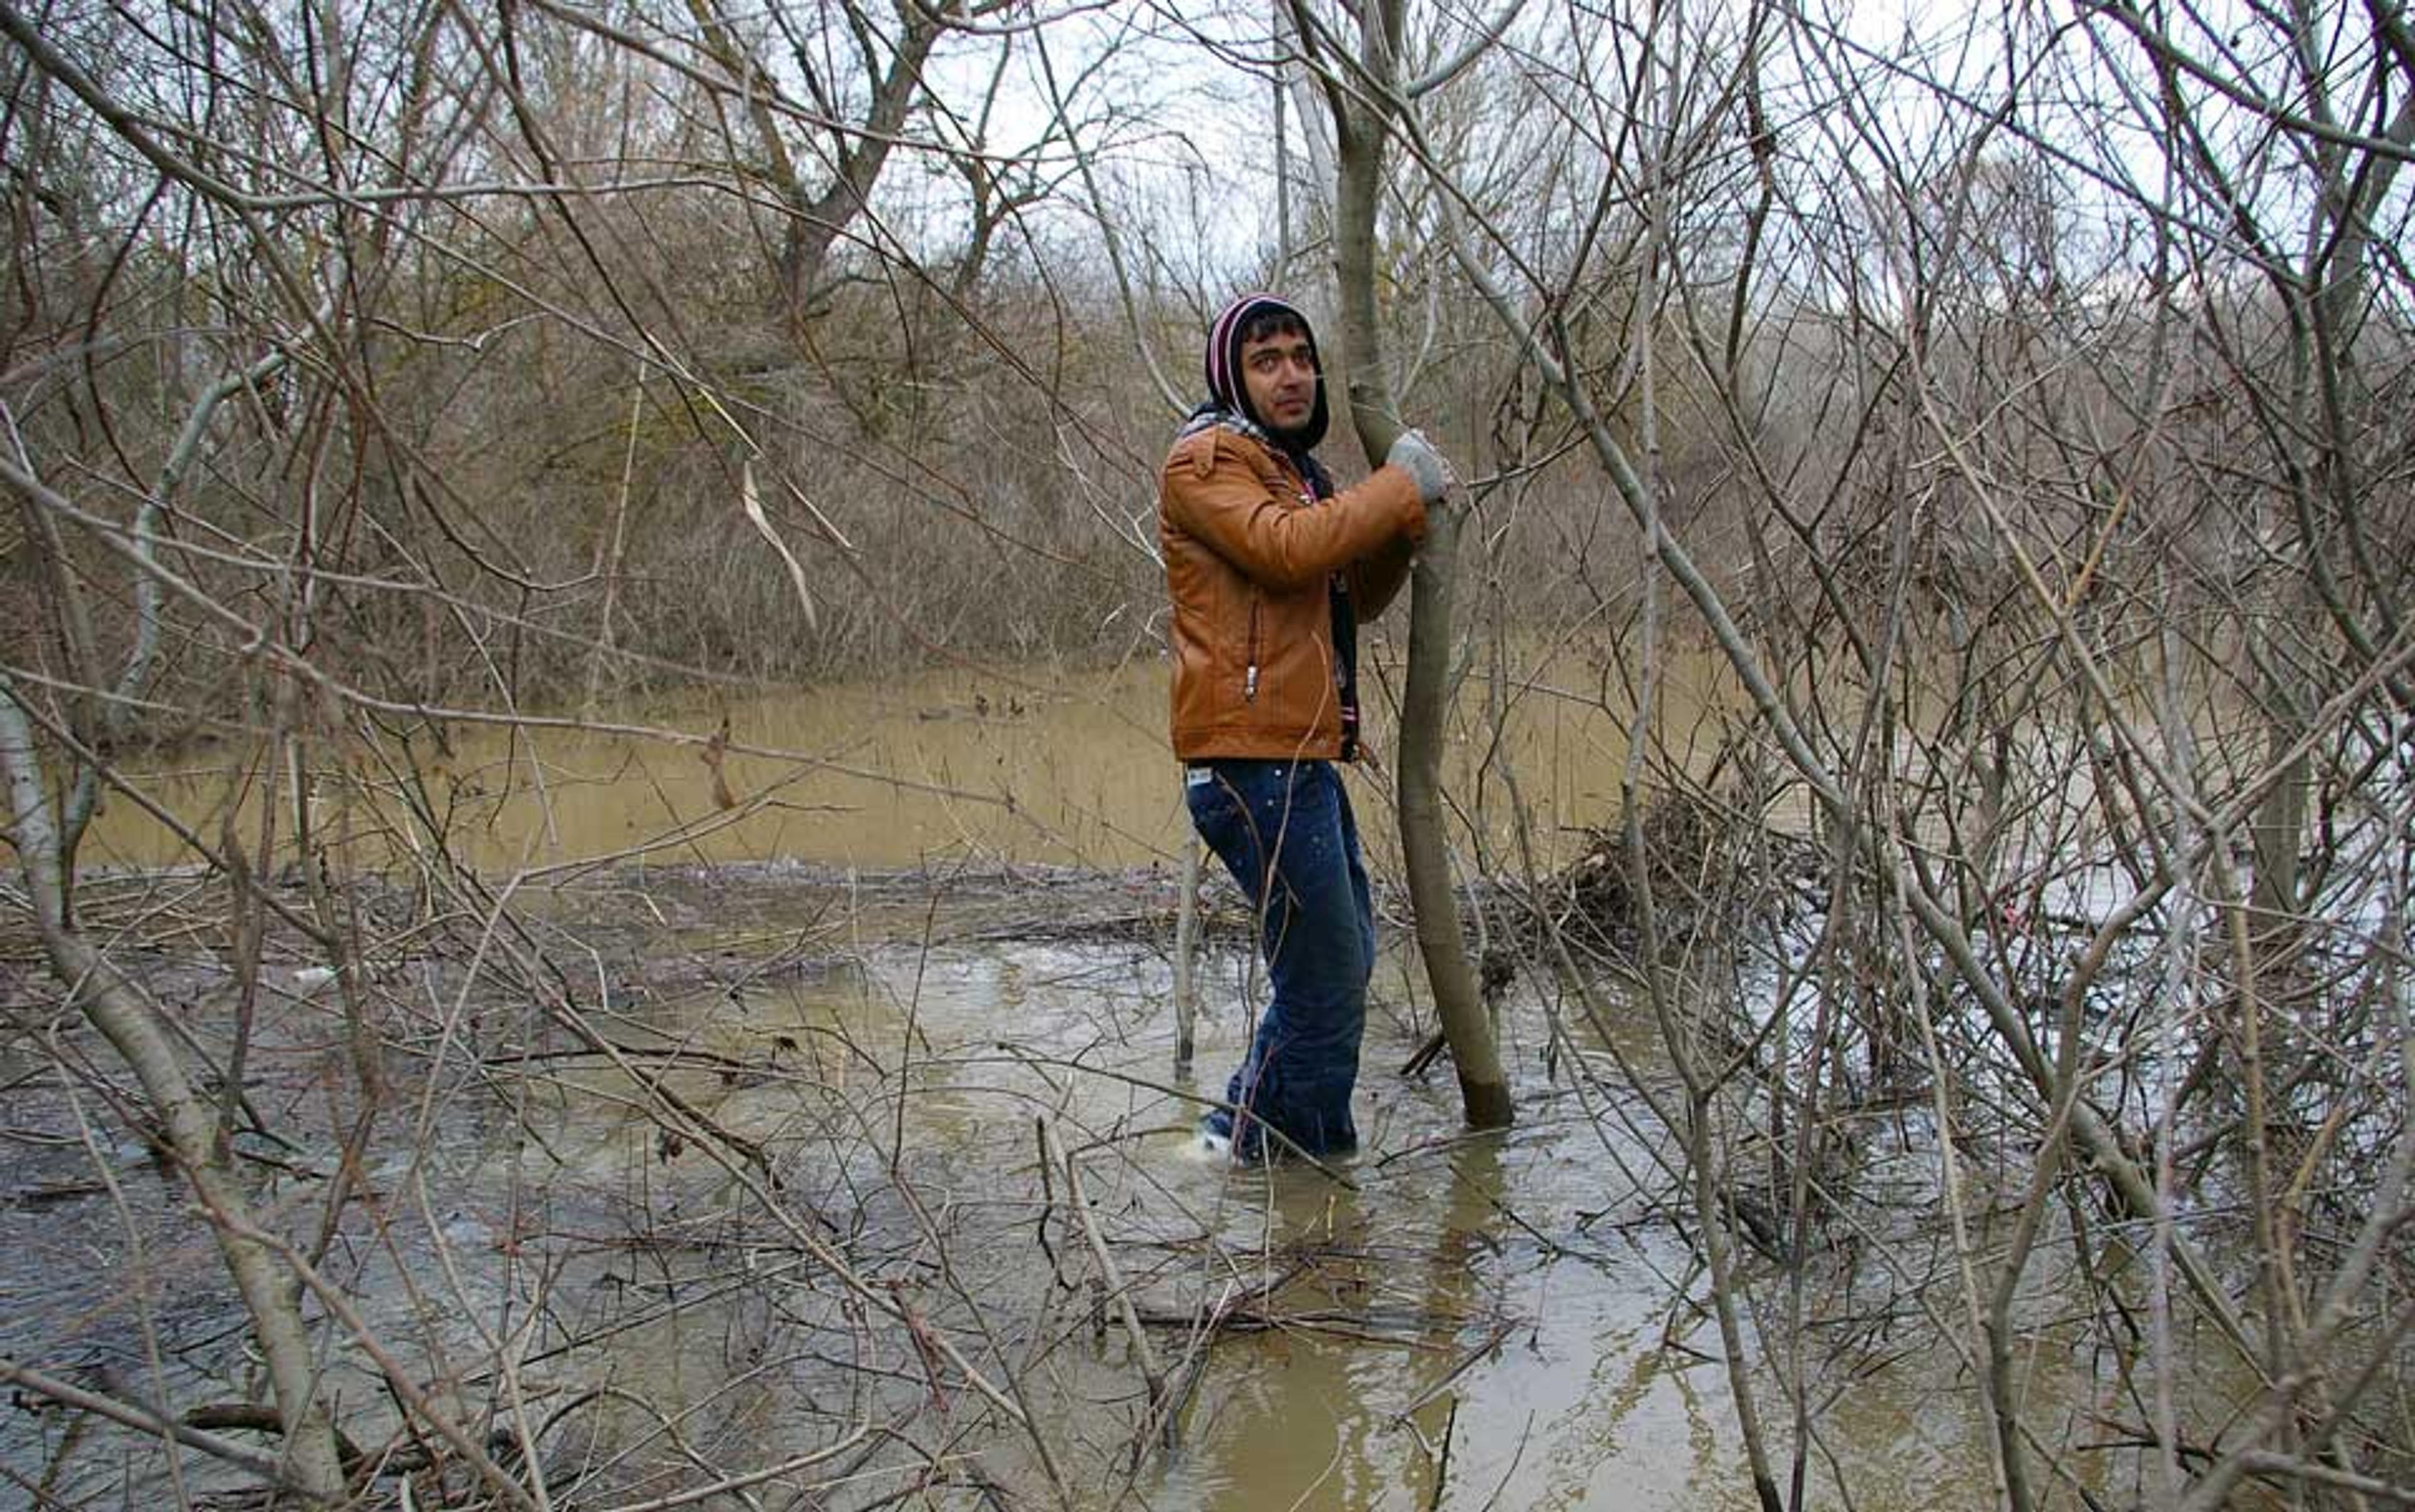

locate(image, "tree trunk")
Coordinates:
0 692 348 1502
1325 2 1511 1130
680 0 941 333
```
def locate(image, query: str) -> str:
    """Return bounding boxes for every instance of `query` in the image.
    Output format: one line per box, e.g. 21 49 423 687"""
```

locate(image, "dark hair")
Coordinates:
1235 307 1309 348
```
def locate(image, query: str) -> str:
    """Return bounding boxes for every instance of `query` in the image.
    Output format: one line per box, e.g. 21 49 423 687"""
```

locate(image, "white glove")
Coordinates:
1385 429 1454 504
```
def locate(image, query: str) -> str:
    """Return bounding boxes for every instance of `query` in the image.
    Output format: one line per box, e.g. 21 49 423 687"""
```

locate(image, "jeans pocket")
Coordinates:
1186 770 1245 850
1191 762 1287 896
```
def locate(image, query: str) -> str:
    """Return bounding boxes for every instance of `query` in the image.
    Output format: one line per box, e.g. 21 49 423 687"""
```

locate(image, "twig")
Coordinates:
0 1356 295 1487
1040 1119 1173 1468
1394 1321 1515 1423
1426 1395 1459 1512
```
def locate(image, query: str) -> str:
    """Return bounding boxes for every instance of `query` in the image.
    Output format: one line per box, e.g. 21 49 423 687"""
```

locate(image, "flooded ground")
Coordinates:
6 648 2290 1509
2 857 2186 1511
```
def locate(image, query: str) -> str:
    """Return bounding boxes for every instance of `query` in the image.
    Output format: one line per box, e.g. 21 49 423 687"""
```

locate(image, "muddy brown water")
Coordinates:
14 654 2201 1508
74 650 1750 878
426 916 2012 1511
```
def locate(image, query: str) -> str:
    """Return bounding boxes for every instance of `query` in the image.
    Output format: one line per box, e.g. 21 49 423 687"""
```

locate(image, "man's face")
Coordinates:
1238 329 1318 433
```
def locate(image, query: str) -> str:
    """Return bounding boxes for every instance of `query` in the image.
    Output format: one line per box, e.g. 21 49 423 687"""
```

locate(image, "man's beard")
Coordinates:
1252 392 1324 452
1264 416 1319 450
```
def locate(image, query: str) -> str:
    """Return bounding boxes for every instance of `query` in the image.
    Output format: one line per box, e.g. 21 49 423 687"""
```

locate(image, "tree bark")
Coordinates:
1323 0 1511 1130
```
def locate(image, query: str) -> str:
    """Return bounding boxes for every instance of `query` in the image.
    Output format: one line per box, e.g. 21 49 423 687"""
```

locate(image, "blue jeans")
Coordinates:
1186 759 1374 1160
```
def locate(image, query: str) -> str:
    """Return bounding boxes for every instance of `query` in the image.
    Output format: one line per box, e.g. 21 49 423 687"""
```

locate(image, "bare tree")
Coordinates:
1286 0 1515 1132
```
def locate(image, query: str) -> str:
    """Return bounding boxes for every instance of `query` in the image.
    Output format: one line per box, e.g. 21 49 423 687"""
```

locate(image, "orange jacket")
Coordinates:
1159 423 1426 760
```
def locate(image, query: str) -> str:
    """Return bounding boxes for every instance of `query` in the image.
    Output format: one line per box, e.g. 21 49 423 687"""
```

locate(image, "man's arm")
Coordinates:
1350 430 1453 618
1350 533 1416 620
1162 430 1425 590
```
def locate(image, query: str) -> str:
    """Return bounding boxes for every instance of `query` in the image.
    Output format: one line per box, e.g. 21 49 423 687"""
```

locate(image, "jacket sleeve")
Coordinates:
1348 533 1416 620
1162 430 1426 591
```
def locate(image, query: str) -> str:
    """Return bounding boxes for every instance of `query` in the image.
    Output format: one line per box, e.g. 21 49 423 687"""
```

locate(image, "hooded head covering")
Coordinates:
1202 292 1330 453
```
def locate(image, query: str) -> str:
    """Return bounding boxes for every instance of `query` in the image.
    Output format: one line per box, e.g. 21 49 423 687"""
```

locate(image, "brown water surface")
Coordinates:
77 643 1746 877
479 935 1963 1508
31 644 2233 1509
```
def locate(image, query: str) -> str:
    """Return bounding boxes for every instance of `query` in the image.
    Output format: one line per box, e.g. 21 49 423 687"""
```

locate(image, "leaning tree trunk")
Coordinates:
0 691 349 1503
1325 3 1511 1130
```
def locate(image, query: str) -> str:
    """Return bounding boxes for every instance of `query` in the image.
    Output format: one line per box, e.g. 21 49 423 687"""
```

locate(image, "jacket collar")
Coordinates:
1178 404 1335 499
1178 401 1272 449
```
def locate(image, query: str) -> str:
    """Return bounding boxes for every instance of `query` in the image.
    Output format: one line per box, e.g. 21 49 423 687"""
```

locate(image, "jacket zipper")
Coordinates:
1244 596 1260 702
1244 470 1319 704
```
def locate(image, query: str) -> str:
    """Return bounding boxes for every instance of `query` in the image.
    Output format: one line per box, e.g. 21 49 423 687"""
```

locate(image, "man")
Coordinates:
1159 291 1453 1162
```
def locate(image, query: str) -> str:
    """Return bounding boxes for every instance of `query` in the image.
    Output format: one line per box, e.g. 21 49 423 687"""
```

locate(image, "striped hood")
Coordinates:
1197 291 1330 453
